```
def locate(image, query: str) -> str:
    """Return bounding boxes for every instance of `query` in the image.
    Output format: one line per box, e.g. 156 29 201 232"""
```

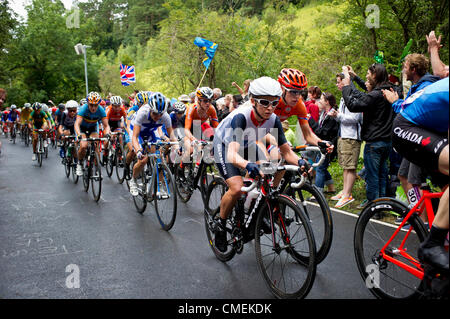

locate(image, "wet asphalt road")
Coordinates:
0 135 374 299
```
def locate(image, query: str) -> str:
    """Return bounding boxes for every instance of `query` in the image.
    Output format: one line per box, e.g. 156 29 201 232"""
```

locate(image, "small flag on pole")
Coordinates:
194 37 218 69
120 64 136 86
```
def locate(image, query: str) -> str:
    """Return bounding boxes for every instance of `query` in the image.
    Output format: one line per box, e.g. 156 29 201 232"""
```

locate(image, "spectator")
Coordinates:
211 88 222 112
314 92 339 194
232 79 252 102
426 30 449 79
341 63 396 211
382 53 440 223
299 89 318 133
189 92 196 104
232 94 243 110
305 86 321 121
329 73 363 208
282 120 297 147
0 88 6 108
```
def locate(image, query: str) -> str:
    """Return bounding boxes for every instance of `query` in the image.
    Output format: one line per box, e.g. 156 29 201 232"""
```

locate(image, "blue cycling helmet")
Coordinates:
135 91 149 106
149 92 168 114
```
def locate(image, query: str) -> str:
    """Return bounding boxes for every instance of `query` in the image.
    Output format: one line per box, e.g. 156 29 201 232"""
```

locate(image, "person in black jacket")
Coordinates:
314 92 339 194
341 64 395 208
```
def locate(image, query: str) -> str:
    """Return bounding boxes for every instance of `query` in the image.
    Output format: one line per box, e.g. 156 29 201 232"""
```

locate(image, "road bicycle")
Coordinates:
278 145 333 264
33 129 49 167
10 122 17 144
81 137 107 202
22 123 31 147
61 135 79 184
131 140 178 231
174 139 216 205
104 130 127 183
354 187 448 299
204 162 317 299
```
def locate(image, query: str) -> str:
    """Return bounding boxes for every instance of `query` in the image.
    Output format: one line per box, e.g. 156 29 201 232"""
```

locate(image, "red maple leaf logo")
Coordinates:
421 136 431 146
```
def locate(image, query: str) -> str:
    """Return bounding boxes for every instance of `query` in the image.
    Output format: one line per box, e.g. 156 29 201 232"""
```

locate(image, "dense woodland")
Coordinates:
0 0 448 106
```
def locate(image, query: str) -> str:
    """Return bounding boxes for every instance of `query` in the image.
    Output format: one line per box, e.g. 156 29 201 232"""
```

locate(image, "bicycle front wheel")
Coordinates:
115 144 126 184
133 163 148 214
255 195 317 299
37 138 43 167
91 152 102 202
284 182 333 264
175 163 193 203
354 198 428 299
105 150 114 177
154 163 177 231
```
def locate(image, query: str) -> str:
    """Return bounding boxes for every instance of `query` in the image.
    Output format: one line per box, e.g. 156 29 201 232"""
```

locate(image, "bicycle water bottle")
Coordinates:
244 188 259 214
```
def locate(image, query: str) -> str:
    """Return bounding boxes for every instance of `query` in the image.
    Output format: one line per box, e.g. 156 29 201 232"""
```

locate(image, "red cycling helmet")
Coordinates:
278 68 308 90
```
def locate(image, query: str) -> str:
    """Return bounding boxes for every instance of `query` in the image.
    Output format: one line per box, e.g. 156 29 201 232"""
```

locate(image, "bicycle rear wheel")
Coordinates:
91 152 102 202
83 159 90 192
284 182 333 264
255 195 317 299
354 198 428 299
154 163 177 231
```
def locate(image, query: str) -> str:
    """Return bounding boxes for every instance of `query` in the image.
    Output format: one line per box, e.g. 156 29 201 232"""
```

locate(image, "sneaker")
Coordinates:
214 227 228 253
331 191 343 201
357 199 369 210
76 164 83 176
335 196 355 209
32 153 37 161
129 179 139 197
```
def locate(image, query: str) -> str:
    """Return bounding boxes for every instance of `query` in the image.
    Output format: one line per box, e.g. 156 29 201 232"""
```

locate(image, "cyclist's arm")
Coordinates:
101 117 110 136
184 106 195 140
74 115 83 137
131 124 142 153
226 141 248 170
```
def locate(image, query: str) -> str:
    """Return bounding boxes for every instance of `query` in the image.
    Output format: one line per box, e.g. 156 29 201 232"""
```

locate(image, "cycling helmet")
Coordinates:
11 104 16 109
24 103 31 109
41 104 49 113
173 101 186 113
149 92 168 114
100 99 106 106
248 76 282 97
110 95 123 106
135 91 149 106
87 91 101 105
277 68 308 90
66 100 79 110
32 102 41 110
58 103 65 110
80 98 87 105
178 94 190 103
196 87 214 100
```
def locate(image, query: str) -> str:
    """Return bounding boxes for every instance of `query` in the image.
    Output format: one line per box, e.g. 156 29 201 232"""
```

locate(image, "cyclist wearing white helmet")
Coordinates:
7 104 20 140
170 101 186 139
128 92 179 196
212 76 314 252
57 100 79 159
30 102 53 161
19 103 33 132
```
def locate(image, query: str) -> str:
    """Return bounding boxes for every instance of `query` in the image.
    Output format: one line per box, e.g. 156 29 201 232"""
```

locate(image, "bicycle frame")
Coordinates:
378 189 443 280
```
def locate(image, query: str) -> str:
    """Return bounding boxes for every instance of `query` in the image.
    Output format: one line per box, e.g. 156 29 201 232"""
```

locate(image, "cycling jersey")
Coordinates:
170 111 185 129
20 108 32 124
106 105 127 122
185 104 219 133
61 111 77 132
77 104 107 129
30 110 50 129
124 105 140 144
214 102 288 180
400 77 449 133
1 111 8 122
7 110 19 121
274 97 309 125
131 104 172 143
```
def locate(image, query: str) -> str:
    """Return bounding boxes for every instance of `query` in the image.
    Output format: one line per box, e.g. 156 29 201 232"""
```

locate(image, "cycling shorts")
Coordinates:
79 125 98 137
213 140 268 180
392 113 448 172
108 120 122 132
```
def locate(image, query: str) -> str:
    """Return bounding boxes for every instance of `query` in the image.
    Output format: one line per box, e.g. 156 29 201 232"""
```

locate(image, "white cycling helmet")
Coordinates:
11 104 17 109
110 95 123 106
248 76 282 97
41 103 49 113
173 101 186 113
66 100 79 110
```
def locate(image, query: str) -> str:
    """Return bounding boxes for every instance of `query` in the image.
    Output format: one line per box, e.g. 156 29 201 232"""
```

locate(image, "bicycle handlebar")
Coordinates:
240 164 306 192
81 138 108 142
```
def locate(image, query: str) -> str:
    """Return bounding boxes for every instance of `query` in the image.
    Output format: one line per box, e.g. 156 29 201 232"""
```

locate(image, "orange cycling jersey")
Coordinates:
274 98 309 125
106 105 127 122
185 104 219 131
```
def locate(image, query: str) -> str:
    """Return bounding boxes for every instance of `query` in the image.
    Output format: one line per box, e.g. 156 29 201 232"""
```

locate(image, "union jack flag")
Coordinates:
119 64 136 87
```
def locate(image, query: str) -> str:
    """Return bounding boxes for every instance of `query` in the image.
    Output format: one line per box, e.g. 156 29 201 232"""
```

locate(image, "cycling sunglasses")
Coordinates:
199 98 211 104
254 98 279 108
284 88 302 96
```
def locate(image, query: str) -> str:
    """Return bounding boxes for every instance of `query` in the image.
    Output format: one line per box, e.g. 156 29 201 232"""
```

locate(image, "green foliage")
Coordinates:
2 0 448 106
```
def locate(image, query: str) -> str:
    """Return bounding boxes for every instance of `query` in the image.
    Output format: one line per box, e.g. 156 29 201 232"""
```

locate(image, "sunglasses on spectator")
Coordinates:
254 98 279 108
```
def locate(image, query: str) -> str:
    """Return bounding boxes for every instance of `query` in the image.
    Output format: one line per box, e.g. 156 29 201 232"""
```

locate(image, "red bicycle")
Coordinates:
354 187 448 299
